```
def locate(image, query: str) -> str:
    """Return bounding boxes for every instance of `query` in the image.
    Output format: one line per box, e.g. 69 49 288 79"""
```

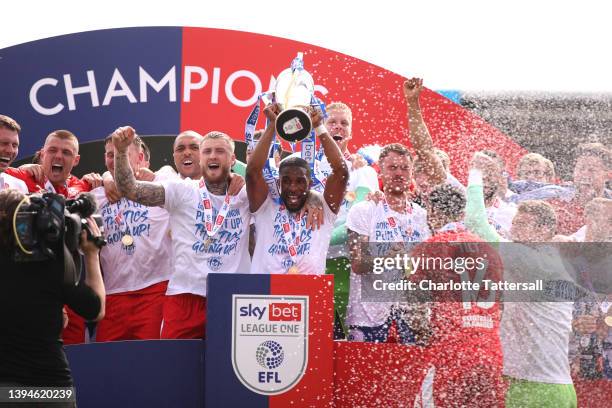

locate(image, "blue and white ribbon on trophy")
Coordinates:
244 92 281 204
244 52 328 200
302 95 327 191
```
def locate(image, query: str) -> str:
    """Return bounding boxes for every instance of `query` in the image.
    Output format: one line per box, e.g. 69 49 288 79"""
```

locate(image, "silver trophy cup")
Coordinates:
273 52 315 143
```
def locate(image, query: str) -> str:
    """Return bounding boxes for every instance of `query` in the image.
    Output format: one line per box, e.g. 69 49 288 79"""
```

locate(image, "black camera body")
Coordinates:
13 193 106 284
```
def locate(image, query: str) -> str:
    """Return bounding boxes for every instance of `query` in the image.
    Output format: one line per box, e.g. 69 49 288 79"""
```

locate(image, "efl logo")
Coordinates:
283 224 290 233
388 217 396 228
203 199 211 210
215 215 224 225
269 303 301 321
232 294 309 395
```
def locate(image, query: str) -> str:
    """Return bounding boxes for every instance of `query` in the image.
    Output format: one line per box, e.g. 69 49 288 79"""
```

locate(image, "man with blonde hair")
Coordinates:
306 100 379 335
113 126 251 339
517 152 556 183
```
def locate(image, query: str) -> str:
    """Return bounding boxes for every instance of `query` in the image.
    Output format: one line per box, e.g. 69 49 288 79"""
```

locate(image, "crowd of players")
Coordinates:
0 77 610 407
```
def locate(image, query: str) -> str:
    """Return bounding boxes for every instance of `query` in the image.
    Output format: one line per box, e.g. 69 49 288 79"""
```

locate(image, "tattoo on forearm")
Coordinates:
114 151 136 193
132 183 166 207
114 150 165 206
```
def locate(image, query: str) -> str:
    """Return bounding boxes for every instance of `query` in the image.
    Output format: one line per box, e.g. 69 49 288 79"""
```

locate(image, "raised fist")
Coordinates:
263 103 281 123
309 105 324 128
403 78 424 103
112 126 136 153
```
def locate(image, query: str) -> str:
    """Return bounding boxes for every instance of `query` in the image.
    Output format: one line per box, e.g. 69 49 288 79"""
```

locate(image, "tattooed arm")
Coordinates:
111 126 166 207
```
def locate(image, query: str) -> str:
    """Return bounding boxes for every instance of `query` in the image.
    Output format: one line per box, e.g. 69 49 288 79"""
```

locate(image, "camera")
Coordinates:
13 192 106 264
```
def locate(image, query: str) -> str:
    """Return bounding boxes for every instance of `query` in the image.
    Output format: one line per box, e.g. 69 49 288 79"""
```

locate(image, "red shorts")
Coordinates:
62 307 85 345
160 293 207 339
96 281 168 342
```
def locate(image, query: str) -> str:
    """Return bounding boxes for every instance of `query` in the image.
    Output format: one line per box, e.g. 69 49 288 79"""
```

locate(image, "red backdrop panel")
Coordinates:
269 274 335 407
181 27 526 183
334 342 430 408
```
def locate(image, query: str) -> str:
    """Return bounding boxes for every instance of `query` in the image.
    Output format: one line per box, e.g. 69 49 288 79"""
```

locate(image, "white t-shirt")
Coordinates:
93 180 173 294
345 199 431 327
486 198 517 239
571 225 587 242
250 194 337 275
162 179 252 297
0 172 28 193
312 155 380 259
500 245 574 384
446 172 466 192
450 173 516 238
314 155 379 221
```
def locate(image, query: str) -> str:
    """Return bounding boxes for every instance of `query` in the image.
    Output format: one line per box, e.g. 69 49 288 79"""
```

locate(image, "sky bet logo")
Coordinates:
239 303 302 321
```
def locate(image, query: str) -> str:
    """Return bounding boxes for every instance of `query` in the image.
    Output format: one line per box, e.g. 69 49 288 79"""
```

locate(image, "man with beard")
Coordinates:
165 130 248 179
104 130 203 202
343 79 449 343
346 143 431 343
247 103 348 275
0 114 27 193
91 134 173 341
112 126 251 339
550 143 611 235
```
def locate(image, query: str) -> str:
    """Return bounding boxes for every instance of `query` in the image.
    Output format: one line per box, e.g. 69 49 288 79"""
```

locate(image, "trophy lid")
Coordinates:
275 68 314 109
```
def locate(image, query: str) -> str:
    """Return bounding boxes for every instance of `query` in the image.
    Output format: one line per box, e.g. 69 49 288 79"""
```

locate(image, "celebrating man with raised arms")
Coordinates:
92 134 173 341
246 103 348 275
112 126 251 339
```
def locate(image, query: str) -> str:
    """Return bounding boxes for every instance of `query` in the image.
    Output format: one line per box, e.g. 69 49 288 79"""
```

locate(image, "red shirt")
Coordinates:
5 168 91 198
411 230 503 356
549 198 585 236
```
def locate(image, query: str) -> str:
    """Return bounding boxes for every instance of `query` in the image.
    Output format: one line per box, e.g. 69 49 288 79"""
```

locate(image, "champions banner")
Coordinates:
205 273 334 407
0 27 525 181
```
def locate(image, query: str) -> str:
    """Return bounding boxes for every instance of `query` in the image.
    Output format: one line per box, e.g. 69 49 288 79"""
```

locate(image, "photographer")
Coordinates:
0 189 105 405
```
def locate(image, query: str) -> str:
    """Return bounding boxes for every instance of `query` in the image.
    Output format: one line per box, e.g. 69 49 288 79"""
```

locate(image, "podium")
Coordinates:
64 271 607 407
205 273 335 407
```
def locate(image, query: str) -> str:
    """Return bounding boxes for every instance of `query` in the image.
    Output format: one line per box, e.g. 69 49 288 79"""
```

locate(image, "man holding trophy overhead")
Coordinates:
246 53 349 274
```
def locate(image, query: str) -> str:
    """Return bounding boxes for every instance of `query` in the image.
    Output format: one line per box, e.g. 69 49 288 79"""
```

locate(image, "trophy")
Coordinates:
273 52 315 143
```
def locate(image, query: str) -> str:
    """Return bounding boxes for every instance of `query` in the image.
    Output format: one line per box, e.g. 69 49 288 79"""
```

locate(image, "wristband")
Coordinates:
314 125 328 136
